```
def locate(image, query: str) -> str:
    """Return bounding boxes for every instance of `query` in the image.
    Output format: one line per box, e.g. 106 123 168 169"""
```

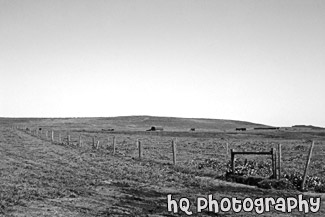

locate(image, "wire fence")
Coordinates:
13 126 325 191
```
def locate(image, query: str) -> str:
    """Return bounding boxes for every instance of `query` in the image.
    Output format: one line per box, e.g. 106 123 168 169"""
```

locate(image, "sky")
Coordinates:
1 0 325 127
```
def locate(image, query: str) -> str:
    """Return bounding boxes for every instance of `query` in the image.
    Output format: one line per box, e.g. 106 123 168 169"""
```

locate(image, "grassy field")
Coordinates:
1 116 325 216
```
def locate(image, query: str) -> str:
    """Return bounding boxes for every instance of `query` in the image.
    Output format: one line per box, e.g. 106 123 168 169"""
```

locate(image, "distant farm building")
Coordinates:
254 127 280 130
147 126 164 131
101 128 114 132
236 128 246 131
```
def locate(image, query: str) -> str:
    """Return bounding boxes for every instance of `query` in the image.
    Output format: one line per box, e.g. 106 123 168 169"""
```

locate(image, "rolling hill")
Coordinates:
0 115 271 131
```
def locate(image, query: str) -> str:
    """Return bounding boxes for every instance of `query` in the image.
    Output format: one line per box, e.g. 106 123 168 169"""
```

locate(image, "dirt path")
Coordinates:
0 127 324 216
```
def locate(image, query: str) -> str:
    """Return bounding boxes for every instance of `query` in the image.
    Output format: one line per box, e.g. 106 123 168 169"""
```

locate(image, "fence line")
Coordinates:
16 127 198 166
13 126 325 186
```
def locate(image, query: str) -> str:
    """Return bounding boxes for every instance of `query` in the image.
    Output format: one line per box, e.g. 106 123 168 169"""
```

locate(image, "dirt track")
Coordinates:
1 127 324 216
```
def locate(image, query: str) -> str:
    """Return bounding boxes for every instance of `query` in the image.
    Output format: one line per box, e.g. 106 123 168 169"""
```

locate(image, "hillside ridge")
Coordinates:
0 115 271 131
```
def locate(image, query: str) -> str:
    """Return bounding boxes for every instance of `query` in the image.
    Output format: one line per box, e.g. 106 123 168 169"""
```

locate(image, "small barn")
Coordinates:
236 128 246 131
147 126 164 131
254 127 279 130
101 128 114 132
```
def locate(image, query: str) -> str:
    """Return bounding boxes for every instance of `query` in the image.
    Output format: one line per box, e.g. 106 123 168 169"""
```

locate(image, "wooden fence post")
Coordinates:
271 148 275 179
79 135 82 147
273 148 277 179
172 139 177 165
226 142 229 160
51 131 54 142
278 144 282 179
112 136 116 155
67 134 70 145
92 137 95 148
231 149 235 173
301 141 315 191
138 140 142 159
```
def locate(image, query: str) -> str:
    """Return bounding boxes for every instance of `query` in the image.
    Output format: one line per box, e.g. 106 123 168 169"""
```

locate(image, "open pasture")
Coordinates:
1 117 325 216
27 126 325 182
